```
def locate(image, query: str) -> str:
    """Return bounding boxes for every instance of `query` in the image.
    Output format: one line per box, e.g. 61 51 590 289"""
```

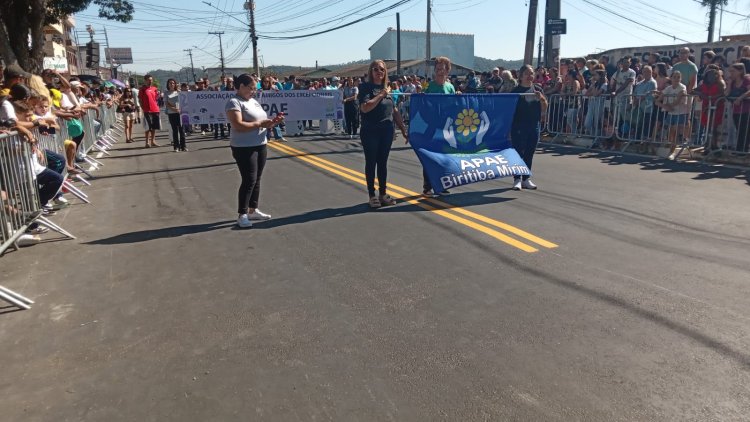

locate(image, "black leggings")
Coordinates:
733 113 750 153
360 122 394 197
168 113 186 149
344 102 359 135
231 145 267 214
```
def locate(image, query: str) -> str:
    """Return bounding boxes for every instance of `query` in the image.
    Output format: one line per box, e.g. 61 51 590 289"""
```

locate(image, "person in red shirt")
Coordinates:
138 74 161 148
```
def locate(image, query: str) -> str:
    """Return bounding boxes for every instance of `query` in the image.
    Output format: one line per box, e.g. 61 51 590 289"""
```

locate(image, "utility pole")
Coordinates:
544 0 561 68
103 25 115 79
245 0 259 76
397 13 402 77
425 0 431 77
209 31 226 77
707 0 718 42
537 36 543 68
184 48 197 83
524 0 539 65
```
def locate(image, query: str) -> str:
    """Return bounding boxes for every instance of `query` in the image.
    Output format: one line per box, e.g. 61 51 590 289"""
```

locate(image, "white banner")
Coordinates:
178 90 344 125
43 56 68 73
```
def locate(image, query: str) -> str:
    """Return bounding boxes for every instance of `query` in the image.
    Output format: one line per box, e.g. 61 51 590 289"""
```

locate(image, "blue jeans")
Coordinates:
360 122 394 197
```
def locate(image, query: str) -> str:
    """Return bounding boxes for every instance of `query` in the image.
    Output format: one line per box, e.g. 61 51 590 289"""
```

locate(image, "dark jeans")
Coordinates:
37 168 63 206
422 168 432 192
213 123 226 139
511 122 540 181
360 122 394 197
168 113 186 149
344 102 359 135
44 150 66 174
231 145 267 214
733 113 750 153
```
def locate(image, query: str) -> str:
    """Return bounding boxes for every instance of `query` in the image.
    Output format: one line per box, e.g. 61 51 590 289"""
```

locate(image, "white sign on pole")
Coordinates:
43 56 69 72
178 90 344 125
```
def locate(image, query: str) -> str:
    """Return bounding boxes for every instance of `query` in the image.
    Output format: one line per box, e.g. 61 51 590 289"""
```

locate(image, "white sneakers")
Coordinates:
237 209 272 228
248 209 272 220
522 179 537 190
237 214 253 228
513 179 538 191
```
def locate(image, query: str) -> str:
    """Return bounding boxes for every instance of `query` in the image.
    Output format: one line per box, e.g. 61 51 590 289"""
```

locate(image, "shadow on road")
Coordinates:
89 161 235 180
380 188 515 213
253 203 370 229
539 144 750 184
85 220 236 245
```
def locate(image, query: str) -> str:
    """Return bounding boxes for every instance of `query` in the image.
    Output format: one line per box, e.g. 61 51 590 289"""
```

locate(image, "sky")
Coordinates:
72 0 750 74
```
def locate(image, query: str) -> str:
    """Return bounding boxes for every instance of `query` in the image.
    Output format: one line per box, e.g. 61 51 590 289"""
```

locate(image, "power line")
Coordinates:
257 0 417 40
580 0 690 43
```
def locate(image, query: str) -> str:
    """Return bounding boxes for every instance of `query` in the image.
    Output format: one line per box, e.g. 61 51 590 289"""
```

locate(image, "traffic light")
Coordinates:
86 42 100 69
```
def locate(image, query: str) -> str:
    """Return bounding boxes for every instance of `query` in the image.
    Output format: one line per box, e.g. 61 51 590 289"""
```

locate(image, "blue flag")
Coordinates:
408 94 531 193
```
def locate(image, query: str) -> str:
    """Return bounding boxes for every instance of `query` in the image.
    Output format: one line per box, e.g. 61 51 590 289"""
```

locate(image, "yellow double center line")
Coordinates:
267 142 558 253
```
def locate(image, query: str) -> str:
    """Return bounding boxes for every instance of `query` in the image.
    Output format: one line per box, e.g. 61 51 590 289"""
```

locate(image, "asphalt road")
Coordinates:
2 125 750 421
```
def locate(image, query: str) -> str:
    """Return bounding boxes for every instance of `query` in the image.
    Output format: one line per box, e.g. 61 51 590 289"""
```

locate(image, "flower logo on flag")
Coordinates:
456 108 480 137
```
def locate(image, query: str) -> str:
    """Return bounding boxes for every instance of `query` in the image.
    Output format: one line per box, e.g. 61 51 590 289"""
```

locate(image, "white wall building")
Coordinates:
369 28 474 70
43 15 79 74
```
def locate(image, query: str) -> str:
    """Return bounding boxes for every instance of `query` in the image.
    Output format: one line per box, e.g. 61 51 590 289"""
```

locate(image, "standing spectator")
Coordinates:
534 67 550 86
631 65 658 141
697 66 725 154
672 47 698 94
584 70 608 138
138 74 161 148
511 65 547 191
225 74 284 228
484 67 503 93
260 76 286 142
164 78 186 151
497 70 518 93
283 75 296 90
611 57 636 138
464 72 480 93
129 79 141 124
342 77 359 138
117 88 137 143
655 70 688 160
583 60 598 87
600 55 617 80
698 51 716 83
725 63 750 153
561 70 581 134
358 59 408 207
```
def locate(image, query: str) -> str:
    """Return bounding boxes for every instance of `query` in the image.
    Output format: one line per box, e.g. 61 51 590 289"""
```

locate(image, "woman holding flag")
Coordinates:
510 65 548 191
358 59 408 208
420 56 457 198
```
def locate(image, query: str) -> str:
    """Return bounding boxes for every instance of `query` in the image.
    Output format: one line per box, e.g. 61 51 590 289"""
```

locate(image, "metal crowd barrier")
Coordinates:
0 102 123 309
1 130 72 309
0 131 42 255
542 93 748 161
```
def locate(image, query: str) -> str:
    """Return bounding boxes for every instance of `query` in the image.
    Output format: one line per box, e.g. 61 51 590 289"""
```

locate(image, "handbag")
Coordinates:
66 118 84 138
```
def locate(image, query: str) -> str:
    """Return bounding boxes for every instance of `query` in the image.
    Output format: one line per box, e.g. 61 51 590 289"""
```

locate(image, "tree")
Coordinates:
701 0 729 42
0 0 133 74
